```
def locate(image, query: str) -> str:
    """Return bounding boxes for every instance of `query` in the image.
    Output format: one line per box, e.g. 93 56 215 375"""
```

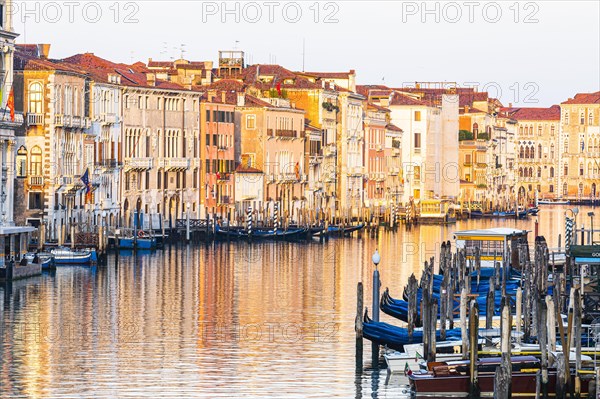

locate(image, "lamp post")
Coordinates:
372 249 381 322
588 211 595 245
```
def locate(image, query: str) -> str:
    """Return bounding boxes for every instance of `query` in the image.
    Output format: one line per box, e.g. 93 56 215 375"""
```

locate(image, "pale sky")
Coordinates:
14 0 600 107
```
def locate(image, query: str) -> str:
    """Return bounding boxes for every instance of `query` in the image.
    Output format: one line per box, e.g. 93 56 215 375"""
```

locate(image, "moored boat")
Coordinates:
408 356 591 397
215 224 308 240
537 199 570 205
50 248 93 265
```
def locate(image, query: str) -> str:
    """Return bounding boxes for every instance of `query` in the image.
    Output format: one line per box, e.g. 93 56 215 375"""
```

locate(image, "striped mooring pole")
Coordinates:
274 203 279 234
565 216 574 252
247 206 253 236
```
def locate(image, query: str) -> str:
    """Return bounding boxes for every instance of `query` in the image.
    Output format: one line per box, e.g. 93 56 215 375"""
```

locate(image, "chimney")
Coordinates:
509 103 513 108
37 44 51 59
237 92 245 107
146 73 156 87
207 89 216 102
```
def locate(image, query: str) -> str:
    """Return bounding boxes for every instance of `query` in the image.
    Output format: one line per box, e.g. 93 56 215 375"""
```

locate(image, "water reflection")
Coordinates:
0 206 596 398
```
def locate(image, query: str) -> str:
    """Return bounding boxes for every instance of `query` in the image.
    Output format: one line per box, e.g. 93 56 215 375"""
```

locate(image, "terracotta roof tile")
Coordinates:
562 91 600 105
386 123 403 132
501 105 561 121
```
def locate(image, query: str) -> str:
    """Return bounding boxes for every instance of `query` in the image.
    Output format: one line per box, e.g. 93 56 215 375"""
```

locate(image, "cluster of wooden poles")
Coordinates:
357 237 596 399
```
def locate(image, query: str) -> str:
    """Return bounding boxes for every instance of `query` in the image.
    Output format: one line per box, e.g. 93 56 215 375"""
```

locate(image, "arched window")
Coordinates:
538 125 542 136
524 147 529 159
551 125 555 136
589 112 594 125
531 146 535 159
563 183 568 196
519 126 523 135
519 168 523 178
537 167 541 178
529 125 533 135
564 165 569 176
550 167 554 178
30 146 42 176
16 146 27 177
579 183 584 196
580 163 584 176
581 138 585 151
28 82 43 113
529 167 533 177
74 87 79 116
580 112 585 125
538 144 542 159
549 185 554 193
520 146 524 158
473 123 479 136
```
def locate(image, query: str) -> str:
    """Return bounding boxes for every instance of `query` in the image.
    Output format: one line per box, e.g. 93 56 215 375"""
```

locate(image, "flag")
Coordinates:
294 162 300 181
276 82 282 96
216 171 221 180
404 362 412 376
7 88 15 122
81 168 93 204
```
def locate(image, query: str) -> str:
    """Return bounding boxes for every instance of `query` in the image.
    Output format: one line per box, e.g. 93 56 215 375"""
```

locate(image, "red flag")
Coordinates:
216 171 221 180
7 88 15 121
276 82 282 96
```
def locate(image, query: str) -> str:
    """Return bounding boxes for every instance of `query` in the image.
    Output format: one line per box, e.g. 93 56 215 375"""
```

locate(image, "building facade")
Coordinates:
559 92 600 201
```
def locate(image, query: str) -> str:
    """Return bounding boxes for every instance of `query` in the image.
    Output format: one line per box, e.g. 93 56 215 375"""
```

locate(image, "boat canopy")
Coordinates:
569 245 600 265
453 228 529 241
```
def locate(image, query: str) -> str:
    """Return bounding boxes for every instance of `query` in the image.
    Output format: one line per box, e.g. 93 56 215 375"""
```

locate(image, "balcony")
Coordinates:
71 115 82 128
217 173 230 182
62 176 73 185
159 158 190 171
102 113 117 124
84 117 92 128
267 128 299 138
27 113 43 126
309 155 322 165
124 158 153 170
63 115 72 127
28 175 44 187
95 159 122 170
55 114 63 126
323 145 337 157
278 173 298 182
348 166 363 177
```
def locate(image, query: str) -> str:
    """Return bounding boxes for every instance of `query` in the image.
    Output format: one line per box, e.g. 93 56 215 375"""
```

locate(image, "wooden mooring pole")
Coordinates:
356 282 363 371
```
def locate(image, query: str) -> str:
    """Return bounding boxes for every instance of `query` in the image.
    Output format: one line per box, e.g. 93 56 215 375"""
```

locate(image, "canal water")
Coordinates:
0 206 596 398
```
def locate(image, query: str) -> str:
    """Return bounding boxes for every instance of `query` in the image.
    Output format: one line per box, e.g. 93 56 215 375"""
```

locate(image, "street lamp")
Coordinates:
372 249 381 323
588 211 595 244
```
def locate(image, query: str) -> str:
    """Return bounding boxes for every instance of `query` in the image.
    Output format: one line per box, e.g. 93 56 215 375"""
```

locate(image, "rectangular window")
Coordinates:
414 111 421 121
145 171 150 190
206 110 210 122
246 115 256 129
157 171 161 189
414 132 421 149
28 192 42 209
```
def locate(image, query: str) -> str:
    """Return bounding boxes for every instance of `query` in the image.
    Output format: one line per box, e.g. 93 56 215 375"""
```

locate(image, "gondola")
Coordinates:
313 223 365 236
215 224 308 240
361 311 462 351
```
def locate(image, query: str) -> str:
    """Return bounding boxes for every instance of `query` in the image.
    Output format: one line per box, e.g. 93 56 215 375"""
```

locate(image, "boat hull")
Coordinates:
118 237 157 250
53 253 92 265
409 370 589 397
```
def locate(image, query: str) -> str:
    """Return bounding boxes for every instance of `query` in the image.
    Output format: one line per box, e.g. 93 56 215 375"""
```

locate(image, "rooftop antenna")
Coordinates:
160 42 168 57
234 40 240 50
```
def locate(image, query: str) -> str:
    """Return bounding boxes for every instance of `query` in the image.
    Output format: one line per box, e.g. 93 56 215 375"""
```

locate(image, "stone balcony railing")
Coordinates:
124 158 153 170
28 175 44 187
158 158 190 171
27 113 43 126
71 115 82 128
